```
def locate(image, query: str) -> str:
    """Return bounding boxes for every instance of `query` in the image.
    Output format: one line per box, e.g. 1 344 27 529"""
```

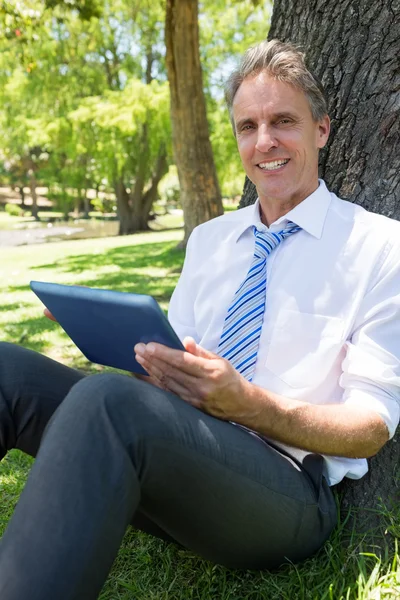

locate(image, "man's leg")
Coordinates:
0 342 85 459
0 342 177 545
0 370 337 600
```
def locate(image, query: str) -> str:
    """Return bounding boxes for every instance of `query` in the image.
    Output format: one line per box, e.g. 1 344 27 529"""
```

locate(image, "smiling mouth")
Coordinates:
257 159 290 171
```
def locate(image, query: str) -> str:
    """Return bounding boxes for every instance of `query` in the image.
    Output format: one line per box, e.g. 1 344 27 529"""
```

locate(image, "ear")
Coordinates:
317 115 330 149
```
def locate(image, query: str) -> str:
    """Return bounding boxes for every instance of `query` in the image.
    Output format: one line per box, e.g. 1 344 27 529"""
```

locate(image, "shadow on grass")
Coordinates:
30 241 184 275
3 315 64 354
10 241 185 302
0 302 30 313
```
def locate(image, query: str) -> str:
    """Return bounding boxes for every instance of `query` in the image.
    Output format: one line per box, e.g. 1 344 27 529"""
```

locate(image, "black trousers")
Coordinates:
0 342 336 600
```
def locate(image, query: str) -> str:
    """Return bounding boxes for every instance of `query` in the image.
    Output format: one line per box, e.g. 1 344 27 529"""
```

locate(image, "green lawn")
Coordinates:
1 230 399 599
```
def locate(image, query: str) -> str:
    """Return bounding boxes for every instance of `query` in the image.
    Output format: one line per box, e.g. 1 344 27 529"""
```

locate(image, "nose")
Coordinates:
255 124 277 153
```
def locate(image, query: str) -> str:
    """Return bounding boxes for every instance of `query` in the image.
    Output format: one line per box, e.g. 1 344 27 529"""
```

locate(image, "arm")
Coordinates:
136 229 399 458
134 338 389 458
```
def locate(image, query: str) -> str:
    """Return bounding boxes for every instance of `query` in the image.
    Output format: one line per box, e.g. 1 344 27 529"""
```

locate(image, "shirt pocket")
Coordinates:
264 309 345 388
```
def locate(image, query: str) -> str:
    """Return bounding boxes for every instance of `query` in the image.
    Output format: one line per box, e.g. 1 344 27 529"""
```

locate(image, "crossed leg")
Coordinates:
0 342 336 600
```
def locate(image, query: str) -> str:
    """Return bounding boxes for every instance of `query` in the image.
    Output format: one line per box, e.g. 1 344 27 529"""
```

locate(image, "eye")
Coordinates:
241 124 255 131
277 118 292 125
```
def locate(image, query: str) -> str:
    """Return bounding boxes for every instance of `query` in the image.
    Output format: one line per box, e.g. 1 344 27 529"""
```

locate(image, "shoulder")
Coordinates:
188 205 255 246
329 192 400 246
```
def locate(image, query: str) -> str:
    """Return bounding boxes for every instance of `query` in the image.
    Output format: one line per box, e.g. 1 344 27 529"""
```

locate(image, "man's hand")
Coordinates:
44 308 57 322
134 338 389 458
134 337 253 422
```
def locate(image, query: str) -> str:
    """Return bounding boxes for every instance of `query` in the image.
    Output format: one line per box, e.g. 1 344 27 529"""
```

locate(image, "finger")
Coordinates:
136 354 201 406
135 354 164 382
136 352 199 391
44 308 58 322
182 337 197 353
138 342 212 377
131 370 164 390
183 337 219 360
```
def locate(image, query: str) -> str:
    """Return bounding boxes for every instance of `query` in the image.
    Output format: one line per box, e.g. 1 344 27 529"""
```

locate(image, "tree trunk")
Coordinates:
114 177 135 235
129 123 150 230
141 146 169 229
240 0 399 216
28 170 39 220
165 0 223 246
83 189 90 219
74 189 81 218
18 186 25 207
239 0 400 542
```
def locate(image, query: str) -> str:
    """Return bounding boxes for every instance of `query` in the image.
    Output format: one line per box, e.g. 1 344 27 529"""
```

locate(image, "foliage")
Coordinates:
0 0 170 227
0 0 275 227
4 203 24 217
45 0 103 20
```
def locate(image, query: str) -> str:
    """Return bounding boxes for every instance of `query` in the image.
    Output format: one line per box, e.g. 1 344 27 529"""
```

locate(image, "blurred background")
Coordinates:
0 0 272 246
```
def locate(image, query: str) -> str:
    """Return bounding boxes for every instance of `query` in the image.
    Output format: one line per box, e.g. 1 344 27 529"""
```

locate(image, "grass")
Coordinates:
1 229 400 599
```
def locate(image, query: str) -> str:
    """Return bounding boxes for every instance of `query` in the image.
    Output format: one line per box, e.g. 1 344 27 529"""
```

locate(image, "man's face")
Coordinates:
232 72 330 213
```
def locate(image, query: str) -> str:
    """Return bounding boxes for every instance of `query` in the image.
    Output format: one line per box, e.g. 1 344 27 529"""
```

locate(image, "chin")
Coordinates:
258 186 292 201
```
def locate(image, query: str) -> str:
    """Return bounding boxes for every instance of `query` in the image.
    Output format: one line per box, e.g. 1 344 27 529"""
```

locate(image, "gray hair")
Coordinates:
225 39 328 132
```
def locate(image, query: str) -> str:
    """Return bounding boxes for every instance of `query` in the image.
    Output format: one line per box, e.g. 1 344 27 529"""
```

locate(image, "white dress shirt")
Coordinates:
168 180 400 485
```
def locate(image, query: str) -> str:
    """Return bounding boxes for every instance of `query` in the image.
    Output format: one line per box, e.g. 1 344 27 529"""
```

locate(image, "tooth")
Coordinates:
259 159 288 170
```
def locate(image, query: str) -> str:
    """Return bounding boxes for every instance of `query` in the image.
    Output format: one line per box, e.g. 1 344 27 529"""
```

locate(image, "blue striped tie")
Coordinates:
217 222 301 381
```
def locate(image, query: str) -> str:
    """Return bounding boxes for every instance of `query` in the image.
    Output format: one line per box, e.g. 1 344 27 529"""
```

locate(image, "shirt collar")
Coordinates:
235 179 331 242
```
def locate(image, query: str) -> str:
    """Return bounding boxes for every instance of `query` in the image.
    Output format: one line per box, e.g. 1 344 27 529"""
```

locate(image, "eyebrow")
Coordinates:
273 112 298 120
235 111 299 131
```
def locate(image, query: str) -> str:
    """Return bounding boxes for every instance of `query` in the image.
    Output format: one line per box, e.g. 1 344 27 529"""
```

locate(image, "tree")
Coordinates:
239 0 400 540
0 0 172 232
165 0 224 245
200 0 273 199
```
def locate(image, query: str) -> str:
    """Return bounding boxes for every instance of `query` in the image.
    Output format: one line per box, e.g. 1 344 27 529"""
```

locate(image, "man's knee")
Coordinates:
0 342 35 386
59 372 178 440
43 372 163 455
61 372 145 418
0 341 24 368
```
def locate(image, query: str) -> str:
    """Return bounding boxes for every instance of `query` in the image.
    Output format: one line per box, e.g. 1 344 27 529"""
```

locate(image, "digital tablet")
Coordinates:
30 280 185 374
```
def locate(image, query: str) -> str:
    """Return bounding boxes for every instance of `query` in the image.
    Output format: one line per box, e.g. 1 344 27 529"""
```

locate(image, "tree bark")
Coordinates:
239 0 400 542
116 52 165 235
240 0 399 216
165 0 223 246
18 186 25 207
129 123 150 230
28 169 39 221
114 176 135 235
140 146 169 230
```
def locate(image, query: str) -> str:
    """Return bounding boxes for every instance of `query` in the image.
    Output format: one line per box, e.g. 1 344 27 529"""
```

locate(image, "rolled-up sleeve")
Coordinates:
340 238 400 438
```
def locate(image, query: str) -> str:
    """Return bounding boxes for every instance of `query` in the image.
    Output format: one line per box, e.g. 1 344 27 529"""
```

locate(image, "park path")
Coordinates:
0 225 84 247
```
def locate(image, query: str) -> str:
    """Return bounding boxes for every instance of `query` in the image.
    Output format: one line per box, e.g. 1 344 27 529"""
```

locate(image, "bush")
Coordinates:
5 203 24 217
90 196 116 214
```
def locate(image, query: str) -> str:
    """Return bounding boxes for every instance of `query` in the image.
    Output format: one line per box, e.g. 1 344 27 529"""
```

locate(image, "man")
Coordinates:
0 39 399 600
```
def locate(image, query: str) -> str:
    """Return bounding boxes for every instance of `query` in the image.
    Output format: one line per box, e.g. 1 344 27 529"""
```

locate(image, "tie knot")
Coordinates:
253 221 301 260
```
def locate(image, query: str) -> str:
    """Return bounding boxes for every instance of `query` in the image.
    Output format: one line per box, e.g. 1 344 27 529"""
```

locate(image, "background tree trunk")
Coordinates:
239 0 400 541
115 176 134 235
165 0 223 246
140 146 169 230
28 169 39 221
